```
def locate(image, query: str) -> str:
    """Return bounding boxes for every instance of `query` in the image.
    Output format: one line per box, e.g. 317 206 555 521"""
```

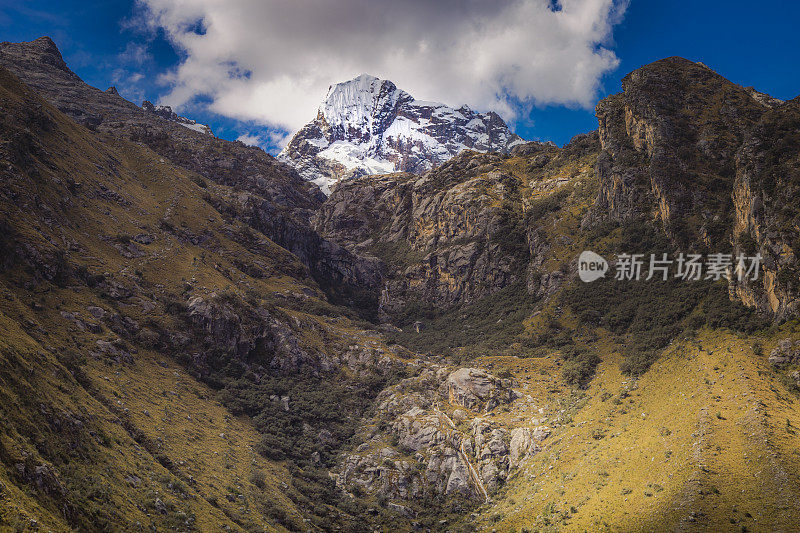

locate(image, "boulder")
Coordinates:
532 425 551 441
86 305 106 319
444 368 515 411
509 428 533 468
769 339 799 366
444 458 471 495
133 233 154 245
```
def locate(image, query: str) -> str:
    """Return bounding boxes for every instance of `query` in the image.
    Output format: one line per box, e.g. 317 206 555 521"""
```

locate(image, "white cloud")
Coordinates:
136 0 628 134
236 131 291 150
236 133 261 147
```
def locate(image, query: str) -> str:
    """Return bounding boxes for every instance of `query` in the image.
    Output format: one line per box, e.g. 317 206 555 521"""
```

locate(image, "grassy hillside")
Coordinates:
0 304 303 531
0 65 409 530
468 326 800 532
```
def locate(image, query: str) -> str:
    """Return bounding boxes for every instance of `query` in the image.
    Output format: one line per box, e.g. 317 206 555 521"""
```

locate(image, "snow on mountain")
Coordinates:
278 74 527 194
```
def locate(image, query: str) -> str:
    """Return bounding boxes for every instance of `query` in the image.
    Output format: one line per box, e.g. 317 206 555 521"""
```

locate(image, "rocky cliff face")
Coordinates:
584 56 800 319
279 74 526 194
336 366 550 510
315 135 599 315
316 151 522 310
588 57 767 244
729 96 800 320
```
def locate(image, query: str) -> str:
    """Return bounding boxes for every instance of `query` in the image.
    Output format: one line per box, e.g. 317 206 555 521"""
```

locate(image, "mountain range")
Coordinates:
1 36 800 532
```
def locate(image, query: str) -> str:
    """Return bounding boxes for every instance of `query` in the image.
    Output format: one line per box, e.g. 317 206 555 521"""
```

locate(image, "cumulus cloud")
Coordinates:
137 0 628 134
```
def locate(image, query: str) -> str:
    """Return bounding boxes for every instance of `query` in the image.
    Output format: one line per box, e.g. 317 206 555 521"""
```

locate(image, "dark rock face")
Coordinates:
240 192 384 293
315 152 527 310
587 57 766 244
316 136 599 314
186 294 315 375
729 96 800 319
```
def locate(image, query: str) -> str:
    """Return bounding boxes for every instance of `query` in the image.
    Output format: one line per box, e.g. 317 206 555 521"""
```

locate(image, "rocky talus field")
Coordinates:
2 37 800 532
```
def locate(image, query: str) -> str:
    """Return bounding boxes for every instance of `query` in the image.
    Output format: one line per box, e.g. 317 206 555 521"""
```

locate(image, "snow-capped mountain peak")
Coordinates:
319 74 411 137
279 74 526 194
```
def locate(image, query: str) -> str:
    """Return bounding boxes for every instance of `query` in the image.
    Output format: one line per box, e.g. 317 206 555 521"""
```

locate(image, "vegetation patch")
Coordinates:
387 282 540 358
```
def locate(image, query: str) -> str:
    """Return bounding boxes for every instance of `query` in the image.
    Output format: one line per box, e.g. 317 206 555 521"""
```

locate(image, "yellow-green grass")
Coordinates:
466 328 800 531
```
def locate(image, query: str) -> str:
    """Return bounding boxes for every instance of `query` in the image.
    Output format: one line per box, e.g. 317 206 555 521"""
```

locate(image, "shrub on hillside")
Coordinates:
560 346 601 388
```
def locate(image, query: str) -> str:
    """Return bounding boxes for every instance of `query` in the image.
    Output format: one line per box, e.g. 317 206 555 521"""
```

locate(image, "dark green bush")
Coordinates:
565 221 767 375
526 187 570 223
387 282 539 356
561 346 601 388
566 275 767 375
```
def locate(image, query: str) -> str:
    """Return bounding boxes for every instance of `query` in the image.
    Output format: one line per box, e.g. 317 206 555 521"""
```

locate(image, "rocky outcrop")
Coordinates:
469 418 509 492
279 74 526 194
509 427 534 468
141 100 213 136
238 191 384 293
444 368 517 412
728 97 800 319
316 151 527 311
587 57 766 245
336 366 548 510
185 292 407 377
316 135 597 313
768 339 800 366
186 293 314 375
585 57 800 319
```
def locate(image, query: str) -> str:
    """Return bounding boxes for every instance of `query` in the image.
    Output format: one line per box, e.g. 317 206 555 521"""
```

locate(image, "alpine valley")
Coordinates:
4 36 800 533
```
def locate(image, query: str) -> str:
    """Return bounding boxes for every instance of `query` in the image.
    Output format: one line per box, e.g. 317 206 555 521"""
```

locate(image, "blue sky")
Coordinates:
1 0 799 150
